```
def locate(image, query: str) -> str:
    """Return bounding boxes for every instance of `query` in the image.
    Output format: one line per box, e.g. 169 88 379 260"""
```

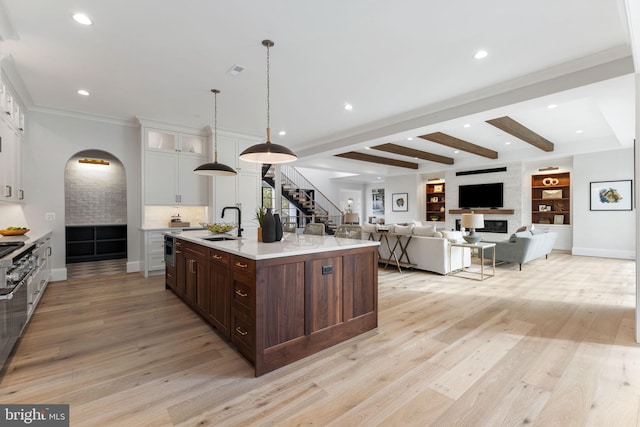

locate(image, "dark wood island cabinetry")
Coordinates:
166 233 379 376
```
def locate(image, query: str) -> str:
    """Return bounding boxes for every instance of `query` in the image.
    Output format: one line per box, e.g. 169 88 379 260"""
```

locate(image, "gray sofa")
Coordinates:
492 230 557 270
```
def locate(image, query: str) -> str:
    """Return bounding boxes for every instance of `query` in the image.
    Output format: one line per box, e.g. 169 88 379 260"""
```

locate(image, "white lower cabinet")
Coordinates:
144 230 167 277
27 234 52 321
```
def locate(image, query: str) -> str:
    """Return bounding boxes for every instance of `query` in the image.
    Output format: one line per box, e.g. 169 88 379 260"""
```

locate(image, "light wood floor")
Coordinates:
1 254 638 426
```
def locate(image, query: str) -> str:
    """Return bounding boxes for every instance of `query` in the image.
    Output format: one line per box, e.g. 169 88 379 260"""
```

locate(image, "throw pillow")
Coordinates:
531 228 546 235
362 223 376 233
441 230 464 243
413 225 436 237
516 225 527 233
394 224 414 235
434 231 443 238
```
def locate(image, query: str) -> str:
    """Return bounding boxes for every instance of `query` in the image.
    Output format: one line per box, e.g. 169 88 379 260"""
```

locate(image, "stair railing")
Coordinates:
279 165 346 226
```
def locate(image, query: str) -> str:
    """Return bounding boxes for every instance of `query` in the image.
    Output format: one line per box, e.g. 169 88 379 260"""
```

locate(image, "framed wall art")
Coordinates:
392 193 408 212
590 180 632 211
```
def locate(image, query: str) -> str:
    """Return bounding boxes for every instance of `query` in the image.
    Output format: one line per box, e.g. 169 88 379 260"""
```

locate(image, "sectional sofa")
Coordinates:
362 222 471 275
491 229 558 270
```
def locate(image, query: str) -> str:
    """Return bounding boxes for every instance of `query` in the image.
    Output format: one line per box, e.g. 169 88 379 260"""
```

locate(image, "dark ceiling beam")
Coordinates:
486 116 555 152
418 132 498 159
335 152 419 169
371 143 454 165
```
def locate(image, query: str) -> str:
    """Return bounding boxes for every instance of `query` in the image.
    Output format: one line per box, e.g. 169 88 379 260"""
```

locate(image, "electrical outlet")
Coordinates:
45 212 56 221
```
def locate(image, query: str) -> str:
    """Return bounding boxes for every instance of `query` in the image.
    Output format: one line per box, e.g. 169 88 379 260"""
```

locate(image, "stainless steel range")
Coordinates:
0 241 37 373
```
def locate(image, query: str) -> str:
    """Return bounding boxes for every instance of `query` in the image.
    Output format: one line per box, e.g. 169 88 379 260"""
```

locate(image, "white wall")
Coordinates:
573 148 635 259
383 174 422 224
22 111 141 280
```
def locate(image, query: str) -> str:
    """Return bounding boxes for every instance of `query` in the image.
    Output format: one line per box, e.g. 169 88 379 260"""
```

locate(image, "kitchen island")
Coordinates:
166 230 379 376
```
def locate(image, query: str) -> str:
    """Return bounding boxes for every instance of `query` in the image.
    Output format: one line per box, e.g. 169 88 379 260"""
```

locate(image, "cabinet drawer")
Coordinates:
184 241 208 258
233 280 253 310
209 248 230 267
231 255 255 277
148 253 166 271
231 309 254 361
166 264 176 288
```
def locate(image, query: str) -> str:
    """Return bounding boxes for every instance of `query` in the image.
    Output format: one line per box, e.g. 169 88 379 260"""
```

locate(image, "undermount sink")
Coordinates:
202 235 237 242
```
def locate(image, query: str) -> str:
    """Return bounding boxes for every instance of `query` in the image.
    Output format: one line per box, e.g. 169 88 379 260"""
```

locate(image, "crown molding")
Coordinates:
30 105 138 127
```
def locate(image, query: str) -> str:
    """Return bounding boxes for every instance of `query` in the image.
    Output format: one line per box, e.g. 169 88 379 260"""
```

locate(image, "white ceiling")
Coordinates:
0 0 636 182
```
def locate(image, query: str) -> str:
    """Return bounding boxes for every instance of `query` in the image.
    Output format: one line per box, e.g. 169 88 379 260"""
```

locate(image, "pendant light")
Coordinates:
239 40 297 164
194 89 237 176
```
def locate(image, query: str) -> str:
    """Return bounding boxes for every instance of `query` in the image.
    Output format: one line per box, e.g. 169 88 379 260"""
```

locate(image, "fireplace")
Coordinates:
455 219 508 233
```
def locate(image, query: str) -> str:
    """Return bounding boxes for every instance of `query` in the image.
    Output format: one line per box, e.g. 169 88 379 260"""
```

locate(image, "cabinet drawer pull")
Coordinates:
190 259 196 274
235 289 248 298
167 273 173 278
212 254 223 260
175 250 182 254
234 261 248 268
235 326 248 336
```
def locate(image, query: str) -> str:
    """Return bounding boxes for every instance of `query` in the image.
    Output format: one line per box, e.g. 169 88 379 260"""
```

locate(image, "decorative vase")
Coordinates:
274 213 283 241
262 208 276 243
257 227 263 242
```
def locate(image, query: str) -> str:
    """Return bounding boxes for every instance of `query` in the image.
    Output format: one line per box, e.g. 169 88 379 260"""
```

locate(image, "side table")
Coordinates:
449 241 496 281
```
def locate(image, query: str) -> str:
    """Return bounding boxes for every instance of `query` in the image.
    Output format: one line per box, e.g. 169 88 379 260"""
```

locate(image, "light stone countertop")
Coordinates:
169 229 379 261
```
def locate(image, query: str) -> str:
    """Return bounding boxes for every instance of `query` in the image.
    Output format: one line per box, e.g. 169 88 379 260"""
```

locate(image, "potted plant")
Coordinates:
255 206 267 242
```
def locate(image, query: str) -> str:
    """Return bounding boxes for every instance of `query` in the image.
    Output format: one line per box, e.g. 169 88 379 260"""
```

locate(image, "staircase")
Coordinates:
262 164 344 234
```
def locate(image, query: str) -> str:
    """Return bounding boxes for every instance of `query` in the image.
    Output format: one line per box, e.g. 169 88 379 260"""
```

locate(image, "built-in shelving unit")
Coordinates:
66 225 127 263
531 172 570 225
426 182 445 222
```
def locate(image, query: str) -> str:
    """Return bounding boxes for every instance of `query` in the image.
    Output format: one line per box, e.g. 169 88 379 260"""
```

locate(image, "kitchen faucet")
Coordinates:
221 206 243 238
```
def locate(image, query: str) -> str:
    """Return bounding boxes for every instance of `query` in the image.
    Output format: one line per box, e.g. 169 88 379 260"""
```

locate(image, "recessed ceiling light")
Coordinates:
463 123 471 128
547 104 557 109
344 103 353 111
77 89 90 96
505 141 511 145
407 137 413 141
72 13 92 25
473 50 488 59
377 177 381 180
454 150 460 154
575 129 583 134
365 147 371 150
278 130 286 136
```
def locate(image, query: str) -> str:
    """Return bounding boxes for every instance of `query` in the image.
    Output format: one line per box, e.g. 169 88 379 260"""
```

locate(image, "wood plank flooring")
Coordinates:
0 253 638 426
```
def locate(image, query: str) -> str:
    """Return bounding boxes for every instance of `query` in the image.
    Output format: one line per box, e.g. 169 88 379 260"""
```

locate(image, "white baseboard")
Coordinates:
127 261 141 273
51 268 67 282
572 247 635 260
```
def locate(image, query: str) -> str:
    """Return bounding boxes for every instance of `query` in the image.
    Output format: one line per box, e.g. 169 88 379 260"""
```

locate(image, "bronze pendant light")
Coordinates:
239 40 297 164
194 89 237 176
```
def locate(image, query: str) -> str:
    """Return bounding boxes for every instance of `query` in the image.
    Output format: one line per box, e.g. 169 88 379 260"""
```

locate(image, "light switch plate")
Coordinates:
45 212 55 221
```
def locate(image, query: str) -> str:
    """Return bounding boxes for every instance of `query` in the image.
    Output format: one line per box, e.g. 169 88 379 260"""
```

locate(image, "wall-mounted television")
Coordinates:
458 182 504 209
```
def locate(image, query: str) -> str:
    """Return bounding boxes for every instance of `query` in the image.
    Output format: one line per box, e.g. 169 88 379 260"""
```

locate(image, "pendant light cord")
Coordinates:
214 91 218 162
266 41 271 141
211 89 220 162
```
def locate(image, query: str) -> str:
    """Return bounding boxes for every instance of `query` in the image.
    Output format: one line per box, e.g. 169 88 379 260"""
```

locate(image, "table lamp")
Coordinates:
461 212 484 243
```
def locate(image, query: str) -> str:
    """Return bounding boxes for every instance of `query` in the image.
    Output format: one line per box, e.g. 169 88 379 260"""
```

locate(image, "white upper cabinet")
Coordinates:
216 134 261 174
142 126 209 206
146 129 206 157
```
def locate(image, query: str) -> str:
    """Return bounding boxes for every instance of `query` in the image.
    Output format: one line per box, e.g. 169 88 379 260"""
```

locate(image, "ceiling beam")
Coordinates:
335 152 419 169
371 143 454 165
486 116 555 152
418 132 498 159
